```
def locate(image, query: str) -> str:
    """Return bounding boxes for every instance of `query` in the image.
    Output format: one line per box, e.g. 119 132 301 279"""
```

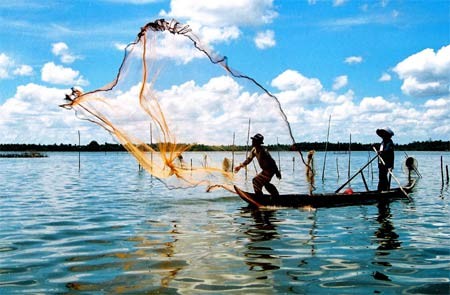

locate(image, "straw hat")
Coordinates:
376 127 394 138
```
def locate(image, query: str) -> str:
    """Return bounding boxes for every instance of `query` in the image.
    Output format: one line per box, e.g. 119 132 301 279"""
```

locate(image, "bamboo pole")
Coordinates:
277 136 281 172
322 114 331 181
347 133 351 179
336 157 339 179
245 118 251 179
335 155 377 193
231 132 235 171
372 147 410 199
78 130 81 172
446 165 449 184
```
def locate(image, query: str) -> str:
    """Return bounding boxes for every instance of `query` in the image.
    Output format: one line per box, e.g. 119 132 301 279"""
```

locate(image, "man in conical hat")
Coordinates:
375 127 395 191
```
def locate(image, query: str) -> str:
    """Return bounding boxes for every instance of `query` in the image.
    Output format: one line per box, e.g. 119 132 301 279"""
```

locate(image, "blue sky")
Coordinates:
0 0 449 145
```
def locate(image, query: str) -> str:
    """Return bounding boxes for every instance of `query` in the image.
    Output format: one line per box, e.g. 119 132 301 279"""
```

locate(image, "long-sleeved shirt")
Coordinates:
379 138 394 169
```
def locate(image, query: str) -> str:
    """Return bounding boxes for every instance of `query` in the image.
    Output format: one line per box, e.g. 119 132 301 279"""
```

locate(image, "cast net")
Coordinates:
61 19 309 192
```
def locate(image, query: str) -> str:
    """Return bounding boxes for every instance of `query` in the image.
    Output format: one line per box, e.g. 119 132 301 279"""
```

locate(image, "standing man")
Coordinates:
375 127 395 191
235 133 281 197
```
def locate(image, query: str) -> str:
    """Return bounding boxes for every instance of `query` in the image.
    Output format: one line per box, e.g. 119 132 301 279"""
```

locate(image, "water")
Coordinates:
1 151 449 294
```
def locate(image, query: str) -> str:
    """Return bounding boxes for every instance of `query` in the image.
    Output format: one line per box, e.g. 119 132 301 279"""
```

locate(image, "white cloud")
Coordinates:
161 0 277 27
104 0 160 4
393 44 450 97
333 0 348 7
41 62 88 86
0 83 85 143
13 65 33 76
344 56 363 64
0 53 14 79
332 75 348 90
379 72 391 82
159 0 277 50
271 70 323 104
254 30 276 49
0 53 33 78
51 42 79 64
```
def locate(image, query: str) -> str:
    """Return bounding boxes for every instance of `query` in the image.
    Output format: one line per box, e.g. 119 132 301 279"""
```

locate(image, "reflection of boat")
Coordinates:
234 180 416 209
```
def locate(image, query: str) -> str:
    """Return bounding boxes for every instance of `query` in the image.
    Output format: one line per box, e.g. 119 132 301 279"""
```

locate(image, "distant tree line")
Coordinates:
0 140 448 152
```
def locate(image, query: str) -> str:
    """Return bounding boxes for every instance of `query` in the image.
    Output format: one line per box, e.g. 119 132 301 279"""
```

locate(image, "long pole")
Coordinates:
322 114 331 181
335 155 378 193
372 146 410 199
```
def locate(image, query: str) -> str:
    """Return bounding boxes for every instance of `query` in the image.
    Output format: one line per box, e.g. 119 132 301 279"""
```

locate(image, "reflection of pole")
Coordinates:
78 130 81 172
322 114 331 181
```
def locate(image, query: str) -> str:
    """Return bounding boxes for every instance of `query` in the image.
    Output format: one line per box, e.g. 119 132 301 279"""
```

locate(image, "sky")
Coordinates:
0 0 449 145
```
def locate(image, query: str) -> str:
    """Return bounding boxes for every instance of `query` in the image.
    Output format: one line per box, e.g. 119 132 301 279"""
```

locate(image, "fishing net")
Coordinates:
61 19 308 191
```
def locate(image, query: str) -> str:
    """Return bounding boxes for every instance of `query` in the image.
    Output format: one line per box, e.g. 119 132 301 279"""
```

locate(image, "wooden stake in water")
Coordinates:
245 118 251 180
78 130 81 172
348 133 352 179
336 157 339 178
277 137 281 172
231 132 235 171
322 114 331 181
441 156 444 186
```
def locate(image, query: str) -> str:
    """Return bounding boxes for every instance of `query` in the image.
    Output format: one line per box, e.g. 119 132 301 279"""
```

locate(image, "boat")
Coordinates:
234 180 416 209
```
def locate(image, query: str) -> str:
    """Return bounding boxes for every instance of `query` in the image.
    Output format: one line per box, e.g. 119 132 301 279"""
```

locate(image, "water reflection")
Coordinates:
374 201 401 252
64 220 185 294
371 200 401 284
242 209 281 274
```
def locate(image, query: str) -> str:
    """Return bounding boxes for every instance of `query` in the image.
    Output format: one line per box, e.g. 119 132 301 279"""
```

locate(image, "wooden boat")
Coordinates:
234 180 416 209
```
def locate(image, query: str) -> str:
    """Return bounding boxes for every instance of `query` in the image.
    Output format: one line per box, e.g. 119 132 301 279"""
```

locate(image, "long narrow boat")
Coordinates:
234 180 416 209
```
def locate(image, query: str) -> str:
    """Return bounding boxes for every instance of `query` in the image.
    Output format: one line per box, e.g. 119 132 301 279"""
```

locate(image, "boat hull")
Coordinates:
234 181 415 209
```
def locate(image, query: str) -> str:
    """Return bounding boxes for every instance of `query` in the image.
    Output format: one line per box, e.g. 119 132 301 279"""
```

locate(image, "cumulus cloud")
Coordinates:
393 44 450 97
0 53 14 78
51 42 79 64
254 30 276 49
0 83 84 143
13 65 33 76
379 72 391 82
161 0 277 27
0 53 34 78
344 56 363 64
271 70 323 104
332 75 348 90
41 62 88 86
159 0 277 52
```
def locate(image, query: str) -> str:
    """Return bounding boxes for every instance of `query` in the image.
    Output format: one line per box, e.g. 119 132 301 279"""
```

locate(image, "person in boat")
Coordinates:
234 133 281 198
375 127 395 191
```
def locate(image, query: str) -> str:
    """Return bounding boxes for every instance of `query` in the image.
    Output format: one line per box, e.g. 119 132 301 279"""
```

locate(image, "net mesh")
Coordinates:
61 19 309 191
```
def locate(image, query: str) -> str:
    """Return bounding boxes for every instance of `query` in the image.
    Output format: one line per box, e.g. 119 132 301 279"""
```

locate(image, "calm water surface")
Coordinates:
1 151 449 294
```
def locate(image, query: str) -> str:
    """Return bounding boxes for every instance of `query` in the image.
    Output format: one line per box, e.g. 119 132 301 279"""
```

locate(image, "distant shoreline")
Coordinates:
1 140 448 152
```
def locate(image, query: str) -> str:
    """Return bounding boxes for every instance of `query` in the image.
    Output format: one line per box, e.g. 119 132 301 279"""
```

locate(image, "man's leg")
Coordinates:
253 172 270 197
264 182 279 197
378 166 388 191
